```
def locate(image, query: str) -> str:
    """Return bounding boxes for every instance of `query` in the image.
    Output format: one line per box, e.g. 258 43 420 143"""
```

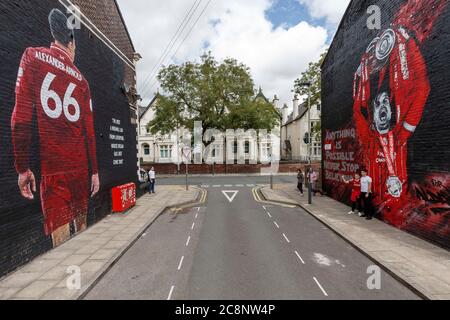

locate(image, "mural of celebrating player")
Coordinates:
352 0 449 225
11 8 100 247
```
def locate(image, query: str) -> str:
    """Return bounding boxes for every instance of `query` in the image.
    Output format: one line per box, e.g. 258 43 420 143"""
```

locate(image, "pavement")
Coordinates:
84 177 419 300
260 184 450 300
0 185 201 300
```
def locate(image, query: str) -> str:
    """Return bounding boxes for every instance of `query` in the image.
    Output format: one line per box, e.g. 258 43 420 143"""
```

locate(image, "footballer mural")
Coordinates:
322 0 450 247
12 9 100 247
0 0 138 277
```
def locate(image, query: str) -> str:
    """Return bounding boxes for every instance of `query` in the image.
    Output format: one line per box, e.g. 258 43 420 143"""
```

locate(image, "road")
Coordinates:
86 177 419 300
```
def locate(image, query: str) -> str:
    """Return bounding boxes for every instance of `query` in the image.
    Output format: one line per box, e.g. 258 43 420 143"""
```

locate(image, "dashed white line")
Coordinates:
186 236 191 247
274 221 280 229
195 213 199 219
295 251 306 264
178 256 185 270
235 184 244 187
247 184 256 187
267 211 272 218
197 207 201 212
262 206 267 210
167 286 175 300
224 184 233 187
201 185 210 188
191 222 196 230
313 277 328 297
212 185 221 188
283 233 291 243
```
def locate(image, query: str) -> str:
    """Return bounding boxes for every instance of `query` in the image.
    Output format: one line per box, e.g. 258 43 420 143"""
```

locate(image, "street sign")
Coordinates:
222 191 239 203
182 146 191 161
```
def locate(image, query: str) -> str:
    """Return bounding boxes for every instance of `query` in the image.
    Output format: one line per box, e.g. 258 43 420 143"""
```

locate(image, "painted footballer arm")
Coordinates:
11 48 37 200
353 57 371 144
84 85 100 197
394 39 431 146
394 0 449 44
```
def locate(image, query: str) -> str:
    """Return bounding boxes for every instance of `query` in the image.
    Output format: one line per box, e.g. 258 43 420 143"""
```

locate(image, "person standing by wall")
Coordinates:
360 169 374 220
342 173 362 215
148 167 156 194
297 169 304 196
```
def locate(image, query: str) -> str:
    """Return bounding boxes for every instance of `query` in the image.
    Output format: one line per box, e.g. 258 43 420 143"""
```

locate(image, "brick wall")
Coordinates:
0 0 138 277
321 0 449 248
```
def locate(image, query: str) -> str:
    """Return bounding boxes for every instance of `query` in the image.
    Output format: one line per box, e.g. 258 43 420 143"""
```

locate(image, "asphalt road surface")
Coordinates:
86 177 420 300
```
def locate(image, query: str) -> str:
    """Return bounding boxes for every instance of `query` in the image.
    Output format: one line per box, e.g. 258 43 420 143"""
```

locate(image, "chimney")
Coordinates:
282 104 289 125
272 94 280 110
293 94 300 119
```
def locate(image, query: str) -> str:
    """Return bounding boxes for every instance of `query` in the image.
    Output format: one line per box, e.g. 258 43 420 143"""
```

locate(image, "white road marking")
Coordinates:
191 222 195 230
283 233 291 243
235 184 244 187
267 211 272 218
167 286 175 300
262 206 267 210
222 191 239 203
197 207 201 212
295 251 306 264
186 236 191 247
201 185 210 188
247 184 255 187
313 277 329 297
195 213 199 219
213 185 221 188
224 184 233 187
274 221 280 229
178 256 185 270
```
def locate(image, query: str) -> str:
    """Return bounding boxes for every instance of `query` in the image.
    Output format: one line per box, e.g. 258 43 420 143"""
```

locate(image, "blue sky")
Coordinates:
266 0 326 30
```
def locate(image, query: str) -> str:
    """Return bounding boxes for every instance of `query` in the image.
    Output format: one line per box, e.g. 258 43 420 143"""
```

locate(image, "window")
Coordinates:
160 145 172 159
310 142 322 158
261 142 271 159
245 141 250 154
233 142 238 154
143 144 150 156
317 104 321 112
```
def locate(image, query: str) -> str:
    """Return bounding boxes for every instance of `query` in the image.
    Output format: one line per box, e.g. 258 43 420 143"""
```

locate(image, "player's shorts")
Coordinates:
40 171 89 236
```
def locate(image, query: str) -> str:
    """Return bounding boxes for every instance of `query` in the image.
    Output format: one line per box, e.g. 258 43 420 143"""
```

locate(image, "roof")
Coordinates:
282 101 308 127
138 95 159 120
113 0 137 53
255 87 269 103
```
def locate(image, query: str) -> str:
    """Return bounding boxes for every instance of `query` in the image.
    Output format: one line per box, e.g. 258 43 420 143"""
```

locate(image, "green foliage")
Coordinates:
293 50 327 109
147 53 279 140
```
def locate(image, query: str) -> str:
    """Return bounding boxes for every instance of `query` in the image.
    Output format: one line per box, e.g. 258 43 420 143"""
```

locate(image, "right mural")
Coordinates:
322 0 449 248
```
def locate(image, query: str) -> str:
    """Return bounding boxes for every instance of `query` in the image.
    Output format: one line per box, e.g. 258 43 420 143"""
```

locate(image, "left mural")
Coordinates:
0 1 139 277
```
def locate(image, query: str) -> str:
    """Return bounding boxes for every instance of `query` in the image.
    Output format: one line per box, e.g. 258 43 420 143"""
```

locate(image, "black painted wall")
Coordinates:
0 0 138 277
322 0 450 248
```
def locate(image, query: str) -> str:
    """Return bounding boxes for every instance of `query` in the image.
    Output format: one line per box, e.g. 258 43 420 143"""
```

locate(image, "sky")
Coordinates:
116 0 351 109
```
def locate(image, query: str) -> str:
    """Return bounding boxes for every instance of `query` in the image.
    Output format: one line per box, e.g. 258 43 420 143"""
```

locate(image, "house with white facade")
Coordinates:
138 89 282 166
281 95 322 162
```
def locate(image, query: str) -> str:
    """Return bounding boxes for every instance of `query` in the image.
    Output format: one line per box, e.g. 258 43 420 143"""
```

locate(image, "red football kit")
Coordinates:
349 179 361 202
11 43 98 235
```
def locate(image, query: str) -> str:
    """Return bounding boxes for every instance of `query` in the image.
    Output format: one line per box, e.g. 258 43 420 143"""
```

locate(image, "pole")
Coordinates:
270 173 273 190
177 125 180 175
307 85 312 205
186 161 189 191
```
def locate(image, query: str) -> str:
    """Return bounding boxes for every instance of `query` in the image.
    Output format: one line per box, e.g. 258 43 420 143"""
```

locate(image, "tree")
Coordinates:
148 53 279 144
293 51 327 140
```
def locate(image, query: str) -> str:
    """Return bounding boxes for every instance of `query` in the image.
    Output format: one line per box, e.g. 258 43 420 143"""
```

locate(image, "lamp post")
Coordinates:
298 82 312 205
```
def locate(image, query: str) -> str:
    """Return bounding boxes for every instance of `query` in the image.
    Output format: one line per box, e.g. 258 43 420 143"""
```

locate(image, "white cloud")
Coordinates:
298 0 351 24
116 0 330 109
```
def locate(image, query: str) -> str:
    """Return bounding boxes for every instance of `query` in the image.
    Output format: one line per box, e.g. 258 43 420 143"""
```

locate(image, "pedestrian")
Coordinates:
342 173 362 215
360 169 374 220
308 168 323 196
148 167 156 194
297 169 304 196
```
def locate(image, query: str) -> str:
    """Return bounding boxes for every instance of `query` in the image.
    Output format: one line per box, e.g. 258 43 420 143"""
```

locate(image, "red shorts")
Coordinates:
40 171 89 236
351 191 361 202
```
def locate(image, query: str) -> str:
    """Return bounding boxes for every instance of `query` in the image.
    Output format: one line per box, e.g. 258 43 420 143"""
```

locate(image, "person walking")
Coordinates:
148 167 156 194
297 169 305 196
342 173 362 215
360 169 374 220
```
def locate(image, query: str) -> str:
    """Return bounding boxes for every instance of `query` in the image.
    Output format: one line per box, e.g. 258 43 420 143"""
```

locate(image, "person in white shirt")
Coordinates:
360 169 374 220
148 167 156 194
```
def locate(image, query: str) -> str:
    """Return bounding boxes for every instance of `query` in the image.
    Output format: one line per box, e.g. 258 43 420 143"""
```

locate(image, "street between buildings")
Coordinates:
85 177 419 300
